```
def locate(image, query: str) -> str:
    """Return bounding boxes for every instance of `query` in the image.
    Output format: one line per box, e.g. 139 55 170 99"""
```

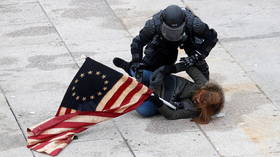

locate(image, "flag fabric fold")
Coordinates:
27 57 153 156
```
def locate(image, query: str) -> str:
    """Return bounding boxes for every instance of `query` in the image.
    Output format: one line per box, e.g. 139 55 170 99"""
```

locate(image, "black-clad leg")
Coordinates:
194 60 210 80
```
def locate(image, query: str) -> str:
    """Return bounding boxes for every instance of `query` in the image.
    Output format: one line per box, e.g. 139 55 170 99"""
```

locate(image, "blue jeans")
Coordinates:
129 69 159 117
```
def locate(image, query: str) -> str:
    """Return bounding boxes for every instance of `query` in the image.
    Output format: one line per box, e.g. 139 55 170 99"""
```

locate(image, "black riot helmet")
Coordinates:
161 5 186 41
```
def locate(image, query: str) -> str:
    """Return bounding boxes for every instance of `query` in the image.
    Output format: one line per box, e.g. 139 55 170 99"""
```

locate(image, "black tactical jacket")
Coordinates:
149 64 208 120
131 7 218 62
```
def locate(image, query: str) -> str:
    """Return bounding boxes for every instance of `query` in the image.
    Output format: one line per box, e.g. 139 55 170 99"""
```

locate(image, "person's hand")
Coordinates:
150 93 163 107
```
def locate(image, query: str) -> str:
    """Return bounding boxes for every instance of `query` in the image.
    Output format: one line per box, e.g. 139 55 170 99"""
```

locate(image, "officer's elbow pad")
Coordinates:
208 29 218 41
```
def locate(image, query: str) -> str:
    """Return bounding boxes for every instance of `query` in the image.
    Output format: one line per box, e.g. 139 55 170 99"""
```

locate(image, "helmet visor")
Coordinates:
161 22 185 42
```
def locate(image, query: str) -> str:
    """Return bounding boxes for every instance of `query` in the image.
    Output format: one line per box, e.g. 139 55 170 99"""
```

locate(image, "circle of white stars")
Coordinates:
71 70 109 101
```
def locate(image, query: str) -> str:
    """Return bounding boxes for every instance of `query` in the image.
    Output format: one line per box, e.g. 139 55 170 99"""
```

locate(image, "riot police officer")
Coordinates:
115 4 218 80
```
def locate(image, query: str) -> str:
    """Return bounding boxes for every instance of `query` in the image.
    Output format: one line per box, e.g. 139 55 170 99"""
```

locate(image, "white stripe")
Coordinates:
30 142 42 149
46 142 68 154
108 77 138 110
58 107 67 116
65 115 112 123
70 109 76 113
36 140 67 154
27 139 42 146
96 75 129 111
49 132 76 142
116 85 149 113
41 128 73 135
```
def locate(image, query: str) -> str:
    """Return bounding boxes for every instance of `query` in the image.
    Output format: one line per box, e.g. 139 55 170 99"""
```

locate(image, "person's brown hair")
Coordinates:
191 82 225 124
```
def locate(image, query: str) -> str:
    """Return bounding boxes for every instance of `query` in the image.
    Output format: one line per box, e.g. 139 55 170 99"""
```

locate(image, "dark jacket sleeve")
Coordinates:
185 66 208 87
158 104 199 120
191 17 218 59
172 63 207 86
130 19 156 61
148 66 166 97
172 65 207 99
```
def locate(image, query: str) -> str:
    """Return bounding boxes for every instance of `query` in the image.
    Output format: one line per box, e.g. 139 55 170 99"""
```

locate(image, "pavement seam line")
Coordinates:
103 1 139 156
0 86 36 157
219 31 280 43
179 0 224 155
0 1 37 6
0 87 27 141
218 41 280 111
196 123 223 157
103 0 133 38
112 120 136 157
36 0 80 69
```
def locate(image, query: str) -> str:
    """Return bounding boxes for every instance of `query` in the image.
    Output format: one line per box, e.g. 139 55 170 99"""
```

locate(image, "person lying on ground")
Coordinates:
113 57 224 124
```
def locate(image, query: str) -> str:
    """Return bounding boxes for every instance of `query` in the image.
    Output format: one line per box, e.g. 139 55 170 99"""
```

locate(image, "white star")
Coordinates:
75 96 80 100
74 79 79 83
90 95 95 99
80 73 85 78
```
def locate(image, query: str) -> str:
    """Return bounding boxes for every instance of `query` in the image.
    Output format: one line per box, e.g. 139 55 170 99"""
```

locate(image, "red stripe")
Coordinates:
103 77 133 110
50 148 63 156
108 83 143 113
75 111 122 117
31 111 122 140
55 107 61 117
31 133 73 152
65 108 72 115
28 127 87 144
50 112 122 129
27 112 79 136
31 141 52 150
123 88 153 113
51 122 94 129
50 136 73 156
120 83 143 107
28 128 87 141
28 111 122 138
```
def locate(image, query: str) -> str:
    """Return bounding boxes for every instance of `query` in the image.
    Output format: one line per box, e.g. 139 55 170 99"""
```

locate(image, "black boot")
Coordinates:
113 57 131 74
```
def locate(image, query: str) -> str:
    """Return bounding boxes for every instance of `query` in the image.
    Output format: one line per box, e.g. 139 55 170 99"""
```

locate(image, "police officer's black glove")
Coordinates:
180 53 201 67
180 56 195 67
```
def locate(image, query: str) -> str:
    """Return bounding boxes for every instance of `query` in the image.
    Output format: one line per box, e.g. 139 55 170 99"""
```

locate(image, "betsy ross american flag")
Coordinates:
27 57 152 156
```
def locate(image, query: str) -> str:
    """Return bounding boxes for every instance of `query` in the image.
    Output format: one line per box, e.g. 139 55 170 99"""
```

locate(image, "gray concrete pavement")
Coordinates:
0 0 280 157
